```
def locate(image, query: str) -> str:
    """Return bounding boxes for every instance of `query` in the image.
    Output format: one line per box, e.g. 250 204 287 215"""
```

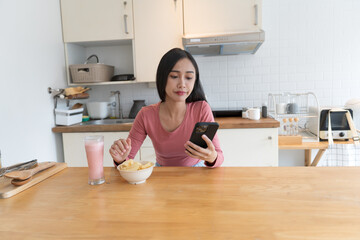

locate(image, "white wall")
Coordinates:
198 0 360 109
1 0 360 166
0 0 67 166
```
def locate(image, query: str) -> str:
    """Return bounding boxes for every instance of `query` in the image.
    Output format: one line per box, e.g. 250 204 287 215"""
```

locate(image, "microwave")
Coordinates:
308 107 353 140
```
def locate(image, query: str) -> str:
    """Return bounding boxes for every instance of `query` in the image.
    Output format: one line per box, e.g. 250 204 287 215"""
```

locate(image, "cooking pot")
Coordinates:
87 102 110 119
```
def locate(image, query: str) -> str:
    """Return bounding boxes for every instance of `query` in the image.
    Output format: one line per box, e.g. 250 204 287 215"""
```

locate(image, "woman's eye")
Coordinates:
186 77 193 80
170 75 178 79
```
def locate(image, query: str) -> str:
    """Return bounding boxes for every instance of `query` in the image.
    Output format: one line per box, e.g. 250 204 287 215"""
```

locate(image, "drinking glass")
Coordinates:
84 135 105 185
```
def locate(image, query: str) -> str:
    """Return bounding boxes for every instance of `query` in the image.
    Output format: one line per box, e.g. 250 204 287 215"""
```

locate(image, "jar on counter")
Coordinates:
242 107 248 118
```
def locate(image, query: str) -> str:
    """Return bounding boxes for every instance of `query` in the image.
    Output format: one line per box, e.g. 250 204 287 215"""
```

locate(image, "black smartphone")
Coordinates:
189 122 219 148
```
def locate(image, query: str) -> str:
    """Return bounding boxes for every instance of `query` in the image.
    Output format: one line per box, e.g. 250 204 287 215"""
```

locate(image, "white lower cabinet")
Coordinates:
62 128 278 167
62 132 155 167
217 128 278 167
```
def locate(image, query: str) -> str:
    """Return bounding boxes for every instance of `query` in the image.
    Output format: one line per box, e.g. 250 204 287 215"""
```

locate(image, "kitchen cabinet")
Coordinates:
62 132 156 167
218 128 278 166
61 128 278 167
60 0 135 86
60 0 133 42
132 0 183 82
60 0 183 85
63 41 134 86
183 0 262 36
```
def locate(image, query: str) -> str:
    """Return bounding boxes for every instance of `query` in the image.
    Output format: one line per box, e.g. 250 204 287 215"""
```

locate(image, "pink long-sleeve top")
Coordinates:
127 100 224 167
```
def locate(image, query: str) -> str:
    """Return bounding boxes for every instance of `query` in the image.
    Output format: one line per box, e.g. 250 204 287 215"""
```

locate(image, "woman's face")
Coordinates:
165 58 196 103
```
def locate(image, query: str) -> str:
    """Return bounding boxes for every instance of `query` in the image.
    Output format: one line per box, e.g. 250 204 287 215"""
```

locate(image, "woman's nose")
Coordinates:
177 76 186 87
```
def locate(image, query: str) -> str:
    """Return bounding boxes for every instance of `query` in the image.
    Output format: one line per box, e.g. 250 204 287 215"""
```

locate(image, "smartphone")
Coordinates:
189 122 219 148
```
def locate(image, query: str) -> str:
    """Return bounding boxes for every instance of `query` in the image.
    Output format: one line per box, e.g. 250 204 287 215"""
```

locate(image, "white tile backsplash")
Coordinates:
89 0 360 112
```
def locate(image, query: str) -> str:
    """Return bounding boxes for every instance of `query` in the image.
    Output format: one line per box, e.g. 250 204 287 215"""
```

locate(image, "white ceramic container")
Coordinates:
87 102 110 119
55 108 84 126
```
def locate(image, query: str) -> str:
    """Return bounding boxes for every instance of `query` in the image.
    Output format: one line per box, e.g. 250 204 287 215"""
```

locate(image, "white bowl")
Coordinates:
87 102 110 119
117 161 154 184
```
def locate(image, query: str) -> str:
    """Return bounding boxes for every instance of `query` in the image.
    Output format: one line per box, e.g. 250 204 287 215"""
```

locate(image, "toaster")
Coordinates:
308 107 353 140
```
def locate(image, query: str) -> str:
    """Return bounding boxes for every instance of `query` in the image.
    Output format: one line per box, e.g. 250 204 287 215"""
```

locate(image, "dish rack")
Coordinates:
268 92 320 142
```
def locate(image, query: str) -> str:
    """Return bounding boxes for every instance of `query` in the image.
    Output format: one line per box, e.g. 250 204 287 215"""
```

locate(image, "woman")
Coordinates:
109 48 224 167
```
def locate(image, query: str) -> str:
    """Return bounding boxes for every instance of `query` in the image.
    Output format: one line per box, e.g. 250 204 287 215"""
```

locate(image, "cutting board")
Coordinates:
0 162 67 199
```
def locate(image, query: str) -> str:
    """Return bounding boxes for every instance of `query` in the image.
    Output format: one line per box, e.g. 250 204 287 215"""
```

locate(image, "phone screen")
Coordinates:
189 122 219 148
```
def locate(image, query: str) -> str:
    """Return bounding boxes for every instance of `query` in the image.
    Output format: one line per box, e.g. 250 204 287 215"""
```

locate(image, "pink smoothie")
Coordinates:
85 141 104 180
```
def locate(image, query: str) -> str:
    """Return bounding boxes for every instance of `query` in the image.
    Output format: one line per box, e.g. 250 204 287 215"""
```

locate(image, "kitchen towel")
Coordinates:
318 108 360 166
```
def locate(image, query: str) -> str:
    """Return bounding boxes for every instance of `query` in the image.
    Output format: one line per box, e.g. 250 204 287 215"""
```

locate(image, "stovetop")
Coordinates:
212 109 243 117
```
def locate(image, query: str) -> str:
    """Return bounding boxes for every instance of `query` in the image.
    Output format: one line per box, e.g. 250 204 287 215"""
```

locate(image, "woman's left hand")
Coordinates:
184 134 218 164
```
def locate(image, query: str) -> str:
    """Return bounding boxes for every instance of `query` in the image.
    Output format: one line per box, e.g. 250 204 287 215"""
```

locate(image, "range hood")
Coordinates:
183 30 265 56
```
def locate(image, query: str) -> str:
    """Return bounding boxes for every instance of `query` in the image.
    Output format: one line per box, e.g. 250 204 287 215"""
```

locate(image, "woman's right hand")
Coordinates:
109 138 132 164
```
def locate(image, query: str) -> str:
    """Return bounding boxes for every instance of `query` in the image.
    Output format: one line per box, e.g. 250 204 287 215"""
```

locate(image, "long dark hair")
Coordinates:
156 48 207 103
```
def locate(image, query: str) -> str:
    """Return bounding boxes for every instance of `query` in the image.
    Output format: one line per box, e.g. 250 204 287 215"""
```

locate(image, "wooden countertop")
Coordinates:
279 141 329 150
52 117 279 133
1 167 360 239
279 139 354 150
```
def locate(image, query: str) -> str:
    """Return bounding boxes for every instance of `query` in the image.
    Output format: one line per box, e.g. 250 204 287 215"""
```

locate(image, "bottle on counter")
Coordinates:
262 102 267 118
109 94 117 119
294 117 299 135
288 118 294 135
282 118 288 135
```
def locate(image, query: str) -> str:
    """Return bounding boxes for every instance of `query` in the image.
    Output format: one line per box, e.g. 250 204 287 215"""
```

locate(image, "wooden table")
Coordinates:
279 140 355 166
279 141 328 166
1 167 360 239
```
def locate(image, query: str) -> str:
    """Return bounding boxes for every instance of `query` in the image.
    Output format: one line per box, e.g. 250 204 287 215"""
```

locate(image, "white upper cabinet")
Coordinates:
60 0 134 42
132 0 183 82
183 0 262 36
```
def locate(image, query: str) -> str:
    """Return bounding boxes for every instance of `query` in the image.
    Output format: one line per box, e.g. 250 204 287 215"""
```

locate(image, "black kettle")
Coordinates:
129 100 146 119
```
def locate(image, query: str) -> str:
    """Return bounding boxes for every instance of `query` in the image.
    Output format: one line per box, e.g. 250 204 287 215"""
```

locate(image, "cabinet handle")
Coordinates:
254 4 258 26
124 14 129 34
268 136 272 140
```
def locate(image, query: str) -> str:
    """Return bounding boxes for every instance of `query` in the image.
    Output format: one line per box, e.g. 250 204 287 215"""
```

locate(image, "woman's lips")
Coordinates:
175 91 186 96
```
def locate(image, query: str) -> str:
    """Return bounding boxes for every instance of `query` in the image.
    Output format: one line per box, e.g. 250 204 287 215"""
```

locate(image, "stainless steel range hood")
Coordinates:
183 30 265 56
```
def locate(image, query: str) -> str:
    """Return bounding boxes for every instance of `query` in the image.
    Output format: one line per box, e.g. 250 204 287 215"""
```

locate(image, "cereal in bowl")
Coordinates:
119 159 153 171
